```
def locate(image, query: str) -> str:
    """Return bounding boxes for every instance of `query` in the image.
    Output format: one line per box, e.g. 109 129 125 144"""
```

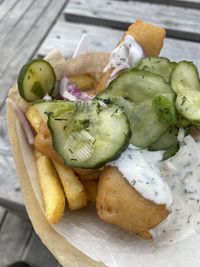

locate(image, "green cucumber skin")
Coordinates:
148 127 179 151
17 63 30 100
162 143 180 160
136 56 176 83
152 95 176 126
49 118 131 169
32 100 75 122
33 100 131 169
31 81 45 98
17 59 56 102
112 96 176 148
96 69 176 149
170 61 200 94
48 102 131 169
170 61 200 127
99 69 175 103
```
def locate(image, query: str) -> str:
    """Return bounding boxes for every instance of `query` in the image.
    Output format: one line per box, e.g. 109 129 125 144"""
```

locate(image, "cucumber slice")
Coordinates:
148 127 179 151
153 95 176 126
48 101 131 168
136 57 176 83
176 91 200 127
171 61 200 94
18 59 56 102
176 113 191 128
113 96 176 148
98 69 175 103
97 69 176 148
170 61 200 127
32 100 74 122
163 143 180 160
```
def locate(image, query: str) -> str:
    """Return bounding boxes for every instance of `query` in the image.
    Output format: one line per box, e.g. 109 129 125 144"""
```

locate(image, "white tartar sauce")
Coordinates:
110 136 200 245
104 35 144 72
151 135 200 245
110 145 173 209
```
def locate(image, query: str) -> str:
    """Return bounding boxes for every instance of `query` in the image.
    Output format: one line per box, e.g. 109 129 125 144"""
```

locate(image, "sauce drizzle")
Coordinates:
110 145 173 209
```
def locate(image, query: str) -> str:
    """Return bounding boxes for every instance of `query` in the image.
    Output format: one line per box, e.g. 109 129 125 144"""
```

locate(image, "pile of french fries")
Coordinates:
26 79 99 224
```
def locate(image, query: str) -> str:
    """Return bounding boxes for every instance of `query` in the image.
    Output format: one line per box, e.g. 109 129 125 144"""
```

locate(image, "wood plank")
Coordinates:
135 0 200 10
10 0 68 70
64 0 200 41
0 0 67 109
0 212 32 266
160 38 200 67
0 206 6 227
0 0 18 21
38 20 123 58
22 231 61 267
0 0 51 74
0 0 35 45
0 115 23 205
37 20 200 70
0 153 23 204
0 198 28 218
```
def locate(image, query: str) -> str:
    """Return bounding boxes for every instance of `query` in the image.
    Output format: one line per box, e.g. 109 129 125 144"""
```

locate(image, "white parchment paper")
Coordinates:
16 120 200 267
11 35 200 266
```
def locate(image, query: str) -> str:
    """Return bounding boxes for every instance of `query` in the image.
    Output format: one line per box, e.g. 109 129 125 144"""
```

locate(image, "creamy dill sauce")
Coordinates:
110 145 173 209
110 136 200 245
151 135 200 245
104 35 144 72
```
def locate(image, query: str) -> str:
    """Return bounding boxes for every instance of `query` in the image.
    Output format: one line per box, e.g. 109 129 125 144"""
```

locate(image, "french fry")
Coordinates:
34 121 64 164
35 152 65 224
53 161 87 210
82 180 98 202
26 105 43 133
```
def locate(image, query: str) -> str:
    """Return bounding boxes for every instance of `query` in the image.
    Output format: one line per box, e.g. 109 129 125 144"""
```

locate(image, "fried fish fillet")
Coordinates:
122 19 166 57
96 166 170 239
73 168 100 180
95 20 166 94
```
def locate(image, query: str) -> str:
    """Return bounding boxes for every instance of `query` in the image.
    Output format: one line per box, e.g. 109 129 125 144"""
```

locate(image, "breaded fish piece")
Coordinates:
96 166 170 239
124 19 166 57
95 20 166 94
73 168 100 180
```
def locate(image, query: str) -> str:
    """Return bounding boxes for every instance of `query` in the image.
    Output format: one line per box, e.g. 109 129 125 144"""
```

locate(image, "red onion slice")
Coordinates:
59 77 77 101
59 76 93 101
6 98 34 145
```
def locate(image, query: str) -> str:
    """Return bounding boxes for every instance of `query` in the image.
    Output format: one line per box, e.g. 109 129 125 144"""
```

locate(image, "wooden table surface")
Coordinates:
0 0 200 265
2 0 200 206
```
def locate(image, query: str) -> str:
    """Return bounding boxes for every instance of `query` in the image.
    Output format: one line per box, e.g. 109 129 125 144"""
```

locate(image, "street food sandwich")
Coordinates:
6 19 200 245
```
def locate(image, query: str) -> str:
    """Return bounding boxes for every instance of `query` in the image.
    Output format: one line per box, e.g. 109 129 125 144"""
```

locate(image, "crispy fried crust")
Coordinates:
96 166 170 239
123 19 166 56
95 69 113 95
95 20 166 93
73 168 100 180
34 121 64 164
82 180 98 202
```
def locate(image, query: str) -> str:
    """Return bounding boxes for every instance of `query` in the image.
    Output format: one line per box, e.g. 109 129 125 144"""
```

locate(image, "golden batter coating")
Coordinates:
96 166 170 239
122 19 166 57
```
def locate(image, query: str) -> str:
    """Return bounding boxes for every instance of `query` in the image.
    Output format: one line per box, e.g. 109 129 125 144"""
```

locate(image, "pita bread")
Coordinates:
6 51 109 267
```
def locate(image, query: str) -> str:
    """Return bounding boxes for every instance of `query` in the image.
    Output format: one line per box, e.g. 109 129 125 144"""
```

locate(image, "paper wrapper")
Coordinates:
6 51 200 267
